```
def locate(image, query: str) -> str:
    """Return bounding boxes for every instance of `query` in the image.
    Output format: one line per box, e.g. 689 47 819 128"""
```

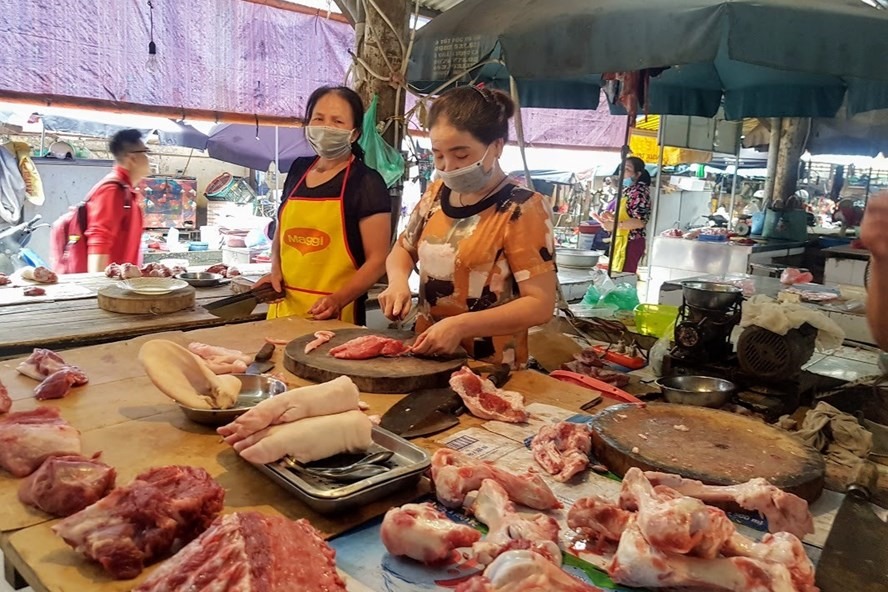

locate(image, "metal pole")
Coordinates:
727 151 741 231
509 76 534 192
644 118 666 302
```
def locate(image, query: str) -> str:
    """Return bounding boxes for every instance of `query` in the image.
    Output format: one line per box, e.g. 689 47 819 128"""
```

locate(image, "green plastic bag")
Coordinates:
358 95 405 188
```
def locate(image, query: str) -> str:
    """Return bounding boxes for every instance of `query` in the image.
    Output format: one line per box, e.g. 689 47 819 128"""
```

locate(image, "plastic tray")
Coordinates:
253 426 430 514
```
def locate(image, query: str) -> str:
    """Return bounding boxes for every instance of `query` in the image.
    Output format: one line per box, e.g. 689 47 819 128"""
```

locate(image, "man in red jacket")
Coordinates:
83 129 149 272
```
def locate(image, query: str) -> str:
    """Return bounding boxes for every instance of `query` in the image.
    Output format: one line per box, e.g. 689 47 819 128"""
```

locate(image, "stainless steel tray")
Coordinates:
253 425 430 514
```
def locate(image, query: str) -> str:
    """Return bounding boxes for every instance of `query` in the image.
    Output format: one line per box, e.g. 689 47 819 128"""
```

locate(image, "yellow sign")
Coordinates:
628 128 711 166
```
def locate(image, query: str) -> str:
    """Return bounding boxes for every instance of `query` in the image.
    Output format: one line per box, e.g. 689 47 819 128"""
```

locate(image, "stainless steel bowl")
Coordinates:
681 281 742 310
177 272 224 287
555 248 602 269
656 375 736 408
177 374 288 426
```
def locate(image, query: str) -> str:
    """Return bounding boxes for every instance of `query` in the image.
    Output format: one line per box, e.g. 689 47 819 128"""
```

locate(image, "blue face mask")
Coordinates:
623 177 634 188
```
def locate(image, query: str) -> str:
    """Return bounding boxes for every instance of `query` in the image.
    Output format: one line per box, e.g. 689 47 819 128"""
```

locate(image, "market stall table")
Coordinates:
0 317 605 592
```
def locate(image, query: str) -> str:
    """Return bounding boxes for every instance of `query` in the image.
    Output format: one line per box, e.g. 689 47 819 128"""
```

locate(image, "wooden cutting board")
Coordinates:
97 285 195 314
284 328 466 394
589 403 826 501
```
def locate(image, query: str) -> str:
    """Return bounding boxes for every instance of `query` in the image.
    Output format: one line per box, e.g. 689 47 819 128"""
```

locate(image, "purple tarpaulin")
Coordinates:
0 0 352 119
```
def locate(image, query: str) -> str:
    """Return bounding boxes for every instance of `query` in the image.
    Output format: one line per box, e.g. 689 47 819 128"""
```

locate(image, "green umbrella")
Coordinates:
409 0 888 118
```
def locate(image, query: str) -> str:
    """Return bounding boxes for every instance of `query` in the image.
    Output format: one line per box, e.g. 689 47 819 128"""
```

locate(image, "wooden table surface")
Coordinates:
0 271 268 358
0 317 604 592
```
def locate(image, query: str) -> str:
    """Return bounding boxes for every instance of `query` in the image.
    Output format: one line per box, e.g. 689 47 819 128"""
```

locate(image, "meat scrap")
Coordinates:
0 379 10 413
329 334 410 360
16 348 89 385
53 465 224 580
531 422 592 482
23 286 45 296
449 367 529 423
18 453 116 516
456 550 599 592
0 272 10 285
135 513 346 592
34 367 83 400
304 330 335 354
643 472 814 539
431 448 560 511
0 407 82 477
187 341 251 374
21 265 58 284
381 502 482 564
568 496 633 550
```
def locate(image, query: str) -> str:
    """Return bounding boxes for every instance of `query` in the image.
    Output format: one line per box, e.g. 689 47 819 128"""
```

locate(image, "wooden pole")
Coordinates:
763 117 781 209
772 118 809 204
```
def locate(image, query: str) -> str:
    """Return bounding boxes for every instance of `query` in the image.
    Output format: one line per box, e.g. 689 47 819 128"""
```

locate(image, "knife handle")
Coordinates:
252 283 285 303
488 364 511 389
254 342 275 362
848 459 878 501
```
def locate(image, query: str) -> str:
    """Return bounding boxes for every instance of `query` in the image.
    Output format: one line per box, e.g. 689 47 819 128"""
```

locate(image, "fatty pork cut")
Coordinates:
449 367 529 423
53 465 224 580
0 379 11 414
134 512 347 592
531 421 592 482
18 453 116 516
380 503 482 564
329 334 410 359
0 407 81 477
16 348 89 385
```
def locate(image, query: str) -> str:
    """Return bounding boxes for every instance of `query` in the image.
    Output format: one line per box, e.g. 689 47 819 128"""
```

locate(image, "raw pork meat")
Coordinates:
449 367 529 423
187 341 251 374
456 550 601 592
120 262 142 279
329 334 410 359
620 468 735 559
0 407 82 477
567 496 633 549
140 262 173 278
134 512 346 592
467 479 561 566
205 263 229 275
23 286 45 296
643 472 814 539
561 349 631 387
304 330 336 353
138 340 241 409
104 263 120 278
431 448 560 510
0 272 9 285
609 520 796 592
34 368 83 400
16 348 89 385
218 376 360 445
21 265 58 284
0 379 10 413
225 265 241 277
531 421 592 482
232 409 373 464
381 502 481 563
722 532 817 592
18 453 116 516
53 465 224 580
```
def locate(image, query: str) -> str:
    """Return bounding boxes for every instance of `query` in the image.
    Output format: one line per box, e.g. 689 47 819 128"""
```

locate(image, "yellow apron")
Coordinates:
610 194 632 273
267 158 358 323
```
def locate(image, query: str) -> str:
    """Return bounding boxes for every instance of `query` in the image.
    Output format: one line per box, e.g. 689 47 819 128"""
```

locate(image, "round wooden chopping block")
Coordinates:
284 328 466 394
589 403 825 502
97 285 196 315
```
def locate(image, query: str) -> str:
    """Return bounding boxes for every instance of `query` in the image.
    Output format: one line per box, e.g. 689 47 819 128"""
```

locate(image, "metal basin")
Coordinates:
177 374 287 426
556 248 602 269
682 281 742 310
657 375 735 408
177 271 224 287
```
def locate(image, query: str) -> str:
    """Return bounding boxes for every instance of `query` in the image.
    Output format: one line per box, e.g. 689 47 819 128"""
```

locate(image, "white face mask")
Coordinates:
436 146 495 195
305 126 354 160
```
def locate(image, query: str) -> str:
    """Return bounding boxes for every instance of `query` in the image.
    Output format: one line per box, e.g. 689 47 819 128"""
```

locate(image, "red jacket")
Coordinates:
80 166 144 271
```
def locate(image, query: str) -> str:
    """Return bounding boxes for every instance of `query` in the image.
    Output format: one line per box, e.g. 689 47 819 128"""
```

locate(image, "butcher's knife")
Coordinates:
246 342 275 375
380 365 512 439
204 283 284 320
815 460 888 592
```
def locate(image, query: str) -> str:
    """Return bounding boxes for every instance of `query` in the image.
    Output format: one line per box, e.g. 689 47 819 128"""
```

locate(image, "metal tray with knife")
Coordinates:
203 283 284 320
253 426 430 514
379 364 512 438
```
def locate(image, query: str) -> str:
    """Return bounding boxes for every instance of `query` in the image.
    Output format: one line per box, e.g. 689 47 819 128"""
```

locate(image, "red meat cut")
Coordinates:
0 379 10 414
0 407 81 477
52 465 224 580
16 348 89 385
18 453 116 516
329 334 410 360
134 512 347 592
34 368 83 400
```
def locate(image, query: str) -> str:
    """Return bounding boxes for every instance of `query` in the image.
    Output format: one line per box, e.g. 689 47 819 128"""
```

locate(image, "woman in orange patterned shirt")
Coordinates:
378 86 557 368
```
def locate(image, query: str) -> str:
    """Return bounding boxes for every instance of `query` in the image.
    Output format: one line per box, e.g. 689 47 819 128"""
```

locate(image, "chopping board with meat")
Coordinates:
285 328 466 394
589 403 825 502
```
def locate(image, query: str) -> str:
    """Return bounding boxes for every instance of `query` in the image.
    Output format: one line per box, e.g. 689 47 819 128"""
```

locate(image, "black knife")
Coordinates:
246 342 276 375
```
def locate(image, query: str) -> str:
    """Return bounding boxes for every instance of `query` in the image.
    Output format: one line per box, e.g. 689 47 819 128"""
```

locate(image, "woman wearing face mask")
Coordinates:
256 86 392 324
596 156 651 274
378 86 557 367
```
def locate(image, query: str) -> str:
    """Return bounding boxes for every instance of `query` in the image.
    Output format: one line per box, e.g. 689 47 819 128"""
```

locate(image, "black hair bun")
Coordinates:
487 89 516 119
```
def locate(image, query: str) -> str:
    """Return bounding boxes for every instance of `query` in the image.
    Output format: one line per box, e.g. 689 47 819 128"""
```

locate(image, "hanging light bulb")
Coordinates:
146 0 158 74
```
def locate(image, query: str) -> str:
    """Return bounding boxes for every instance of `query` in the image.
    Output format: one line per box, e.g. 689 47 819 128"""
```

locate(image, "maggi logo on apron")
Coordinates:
284 228 331 255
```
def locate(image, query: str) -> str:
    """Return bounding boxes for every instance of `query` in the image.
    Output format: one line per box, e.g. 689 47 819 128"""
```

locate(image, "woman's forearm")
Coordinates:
619 218 646 231
271 232 281 272
455 295 553 338
868 256 888 350
386 244 415 286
